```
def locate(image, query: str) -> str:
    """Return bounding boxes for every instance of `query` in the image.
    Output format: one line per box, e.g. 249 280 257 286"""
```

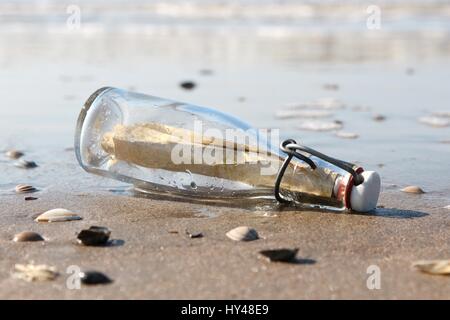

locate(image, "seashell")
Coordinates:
444 205 450 210
13 231 44 242
335 131 359 139
185 230 203 238
412 260 450 275
180 81 196 90
5 149 24 159
80 270 113 285
35 208 82 222
418 116 450 128
12 263 58 282
77 226 111 246
313 98 346 110
297 120 343 132
372 114 386 122
401 186 425 194
14 159 38 169
259 248 299 263
226 226 259 242
15 184 37 194
275 109 332 119
432 111 450 118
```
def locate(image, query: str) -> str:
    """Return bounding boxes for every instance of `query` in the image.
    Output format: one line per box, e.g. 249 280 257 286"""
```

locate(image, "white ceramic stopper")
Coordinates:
350 171 381 212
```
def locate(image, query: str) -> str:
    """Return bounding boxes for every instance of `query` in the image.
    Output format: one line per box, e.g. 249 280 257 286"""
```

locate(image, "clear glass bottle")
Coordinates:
75 87 380 212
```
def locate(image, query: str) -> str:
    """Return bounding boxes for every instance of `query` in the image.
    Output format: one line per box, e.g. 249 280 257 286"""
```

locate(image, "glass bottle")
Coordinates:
75 87 380 212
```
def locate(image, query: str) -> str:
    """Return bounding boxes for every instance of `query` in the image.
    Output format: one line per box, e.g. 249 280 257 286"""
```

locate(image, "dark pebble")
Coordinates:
80 270 113 285
25 196 38 201
180 81 196 90
14 159 38 169
259 248 299 263
77 226 111 246
185 230 203 238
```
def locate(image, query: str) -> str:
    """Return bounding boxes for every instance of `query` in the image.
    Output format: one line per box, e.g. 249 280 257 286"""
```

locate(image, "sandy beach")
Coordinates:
0 0 449 299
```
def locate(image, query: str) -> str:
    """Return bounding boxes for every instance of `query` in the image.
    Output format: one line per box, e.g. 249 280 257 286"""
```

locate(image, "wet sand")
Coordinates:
0 183 449 299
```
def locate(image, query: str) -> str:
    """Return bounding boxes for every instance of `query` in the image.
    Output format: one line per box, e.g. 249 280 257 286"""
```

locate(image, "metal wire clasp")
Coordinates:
274 139 364 204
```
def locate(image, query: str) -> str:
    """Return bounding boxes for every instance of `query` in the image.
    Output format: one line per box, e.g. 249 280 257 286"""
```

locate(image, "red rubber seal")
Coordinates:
343 167 364 210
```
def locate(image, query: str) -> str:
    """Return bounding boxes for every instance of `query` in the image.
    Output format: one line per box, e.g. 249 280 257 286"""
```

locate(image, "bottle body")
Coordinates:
75 87 353 210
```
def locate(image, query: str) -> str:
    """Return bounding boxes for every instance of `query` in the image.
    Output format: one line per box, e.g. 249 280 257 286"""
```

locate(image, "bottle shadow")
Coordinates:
278 205 429 219
113 187 428 220
354 207 428 219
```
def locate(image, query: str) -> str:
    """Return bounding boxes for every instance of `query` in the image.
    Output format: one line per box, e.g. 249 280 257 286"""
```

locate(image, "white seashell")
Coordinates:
401 186 425 194
418 116 450 128
412 260 450 275
335 131 359 139
275 109 332 119
6 149 24 159
13 263 58 282
15 184 37 194
297 120 343 132
313 98 346 110
35 208 82 222
226 226 259 242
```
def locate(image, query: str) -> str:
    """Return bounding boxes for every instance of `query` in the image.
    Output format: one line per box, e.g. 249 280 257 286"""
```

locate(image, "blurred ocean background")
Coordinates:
1 0 450 199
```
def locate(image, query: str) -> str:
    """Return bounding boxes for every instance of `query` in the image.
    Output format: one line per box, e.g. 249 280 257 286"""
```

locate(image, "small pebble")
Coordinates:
199 69 213 76
372 114 386 122
322 83 339 91
80 270 113 285
5 149 24 159
13 264 58 282
25 196 38 201
13 231 44 242
180 81 196 90
15 184 37 194
401 186 425 194
77 226 111 246
35 208 82 222
259 248 299 263
406 67 415 75
226 226 259 242
185 230 203 238
14 159 38 169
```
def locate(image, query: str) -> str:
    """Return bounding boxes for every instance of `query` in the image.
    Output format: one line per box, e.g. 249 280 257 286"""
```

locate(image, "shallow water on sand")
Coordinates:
0 4 450 207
